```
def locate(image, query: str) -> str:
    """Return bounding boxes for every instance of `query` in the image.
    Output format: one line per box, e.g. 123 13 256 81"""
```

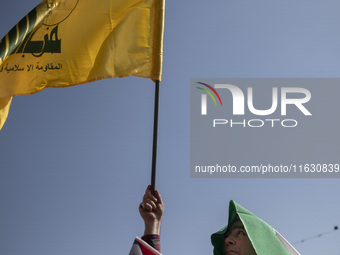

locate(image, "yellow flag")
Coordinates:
0 0 165 130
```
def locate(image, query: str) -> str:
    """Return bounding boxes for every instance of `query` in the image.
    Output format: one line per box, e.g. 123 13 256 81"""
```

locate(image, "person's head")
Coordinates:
212 201 298 255
223 218 257 255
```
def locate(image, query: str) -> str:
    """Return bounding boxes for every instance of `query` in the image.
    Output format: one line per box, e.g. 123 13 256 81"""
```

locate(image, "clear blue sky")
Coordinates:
1 0 340 255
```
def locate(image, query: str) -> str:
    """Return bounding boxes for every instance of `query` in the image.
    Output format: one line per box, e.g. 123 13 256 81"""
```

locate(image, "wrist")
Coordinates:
144 221 161 235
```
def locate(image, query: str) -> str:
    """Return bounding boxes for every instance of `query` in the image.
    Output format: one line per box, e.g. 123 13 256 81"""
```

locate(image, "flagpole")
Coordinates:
151 80 160 195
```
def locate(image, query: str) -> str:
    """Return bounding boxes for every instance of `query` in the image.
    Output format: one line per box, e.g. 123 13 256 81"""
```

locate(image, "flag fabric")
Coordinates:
0 0 165 130
211 200 301 255
129 237 162 255
0 97 12 129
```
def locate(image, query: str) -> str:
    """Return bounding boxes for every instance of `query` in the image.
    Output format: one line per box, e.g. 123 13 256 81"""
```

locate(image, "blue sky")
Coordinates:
1 0 340 255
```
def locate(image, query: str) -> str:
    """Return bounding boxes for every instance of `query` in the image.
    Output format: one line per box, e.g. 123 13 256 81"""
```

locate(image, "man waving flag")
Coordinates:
0 0 164 130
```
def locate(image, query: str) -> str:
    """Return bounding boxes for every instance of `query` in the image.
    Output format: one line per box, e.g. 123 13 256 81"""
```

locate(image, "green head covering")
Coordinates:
211 200 300 255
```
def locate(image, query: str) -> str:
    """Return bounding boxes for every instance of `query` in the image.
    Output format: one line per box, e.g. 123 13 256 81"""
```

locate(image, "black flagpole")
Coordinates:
151 80 160 195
